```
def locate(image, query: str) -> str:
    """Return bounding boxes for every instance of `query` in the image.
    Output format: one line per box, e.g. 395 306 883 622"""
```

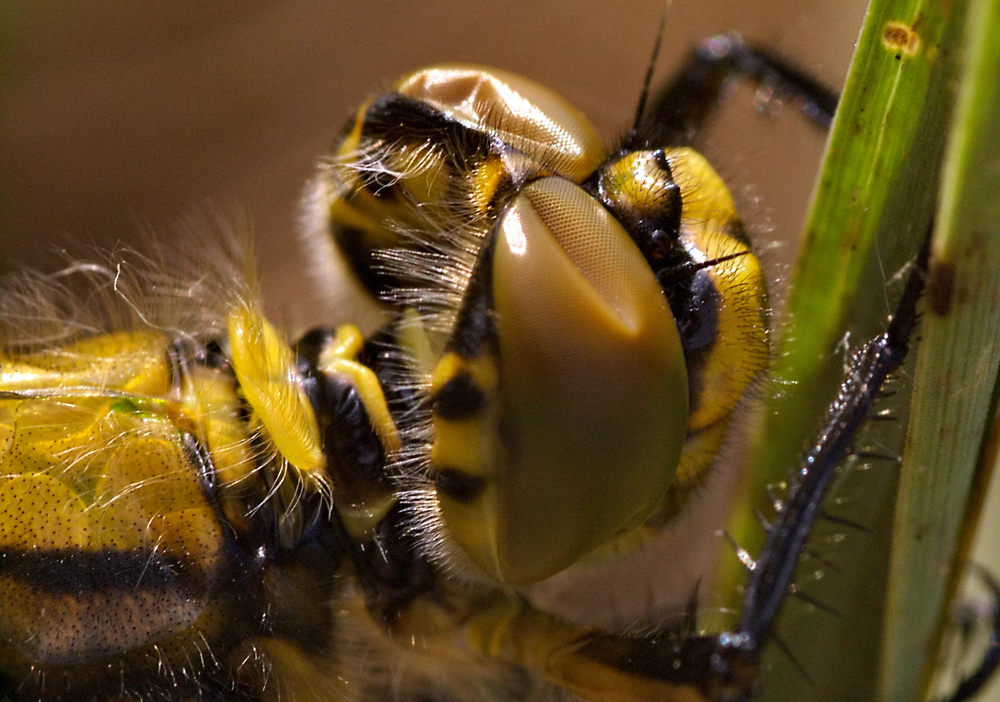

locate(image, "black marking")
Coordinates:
182 430 218 495
358 92 522 220
433 372 488 421
673 268 721 366
0 537 284 702
359 93 536 220
334 224 391 298
615 235 935 699
336 92 507 298
296 325 338 367
296 327 392 500
361 165 405 201
722 214 754 249
321 377 390 488
589 148 683 262
575 628 719 693
200 337 231 370
360 93 494 172
0 548 191 596
333 501 441 631
446 234 500 360
165 339 186 393
434 468 488 504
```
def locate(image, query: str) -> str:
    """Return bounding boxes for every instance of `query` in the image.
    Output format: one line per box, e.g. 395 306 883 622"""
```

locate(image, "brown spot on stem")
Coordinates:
927 259 955 316
882 22 921 57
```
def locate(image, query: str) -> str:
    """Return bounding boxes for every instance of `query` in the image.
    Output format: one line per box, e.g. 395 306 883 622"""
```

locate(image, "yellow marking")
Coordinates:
0 474 91 549
317 324 400 453
666 147 768 433
690 237 767 432
227 306 328 493
431 351 498 396
436 479 501 579
0 332 171 397
0 414 222 664
465 598 707 702
337 492 398 539
430 352 466 394
323 322 365 359
429 350 506 578
95 434 223 561
673 419 732 487
666 147 738 230
243 638 352 702
396 307 441 378
334 108 366 157
396 147 450 205
327 197 400 248
429 351 500 477
431 416 486 475
175 362 258 530
469 158 509 216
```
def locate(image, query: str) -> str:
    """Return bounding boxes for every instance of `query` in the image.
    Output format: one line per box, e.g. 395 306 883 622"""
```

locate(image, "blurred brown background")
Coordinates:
1 0 866 328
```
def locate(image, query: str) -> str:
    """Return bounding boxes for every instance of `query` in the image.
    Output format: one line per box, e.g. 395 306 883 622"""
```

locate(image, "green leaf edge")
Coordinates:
882 0 1000 698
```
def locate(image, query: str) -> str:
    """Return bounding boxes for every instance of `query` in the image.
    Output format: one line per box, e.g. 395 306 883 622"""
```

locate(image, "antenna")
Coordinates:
630 2 672 139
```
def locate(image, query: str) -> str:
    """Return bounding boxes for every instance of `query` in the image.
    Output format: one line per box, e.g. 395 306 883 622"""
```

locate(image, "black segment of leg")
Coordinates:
735 232 930 645
631 33 838 148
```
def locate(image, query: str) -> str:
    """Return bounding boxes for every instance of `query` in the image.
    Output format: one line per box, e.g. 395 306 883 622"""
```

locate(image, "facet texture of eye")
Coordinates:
396 66 607 181
433 177 689 585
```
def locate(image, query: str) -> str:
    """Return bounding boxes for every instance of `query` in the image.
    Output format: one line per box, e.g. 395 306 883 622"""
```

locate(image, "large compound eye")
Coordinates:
395 65 606 181
432 177 688 585
307 65 608 314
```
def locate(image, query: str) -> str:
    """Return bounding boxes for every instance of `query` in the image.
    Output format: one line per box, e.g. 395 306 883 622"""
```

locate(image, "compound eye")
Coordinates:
435 177 689 585
396 66 606 181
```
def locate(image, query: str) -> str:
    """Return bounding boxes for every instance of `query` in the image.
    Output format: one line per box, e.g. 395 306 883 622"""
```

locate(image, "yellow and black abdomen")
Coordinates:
0 309 393 702
1 332 257 699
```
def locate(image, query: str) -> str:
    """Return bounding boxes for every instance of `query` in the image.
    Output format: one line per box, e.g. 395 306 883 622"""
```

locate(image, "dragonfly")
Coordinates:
1 0 998 699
